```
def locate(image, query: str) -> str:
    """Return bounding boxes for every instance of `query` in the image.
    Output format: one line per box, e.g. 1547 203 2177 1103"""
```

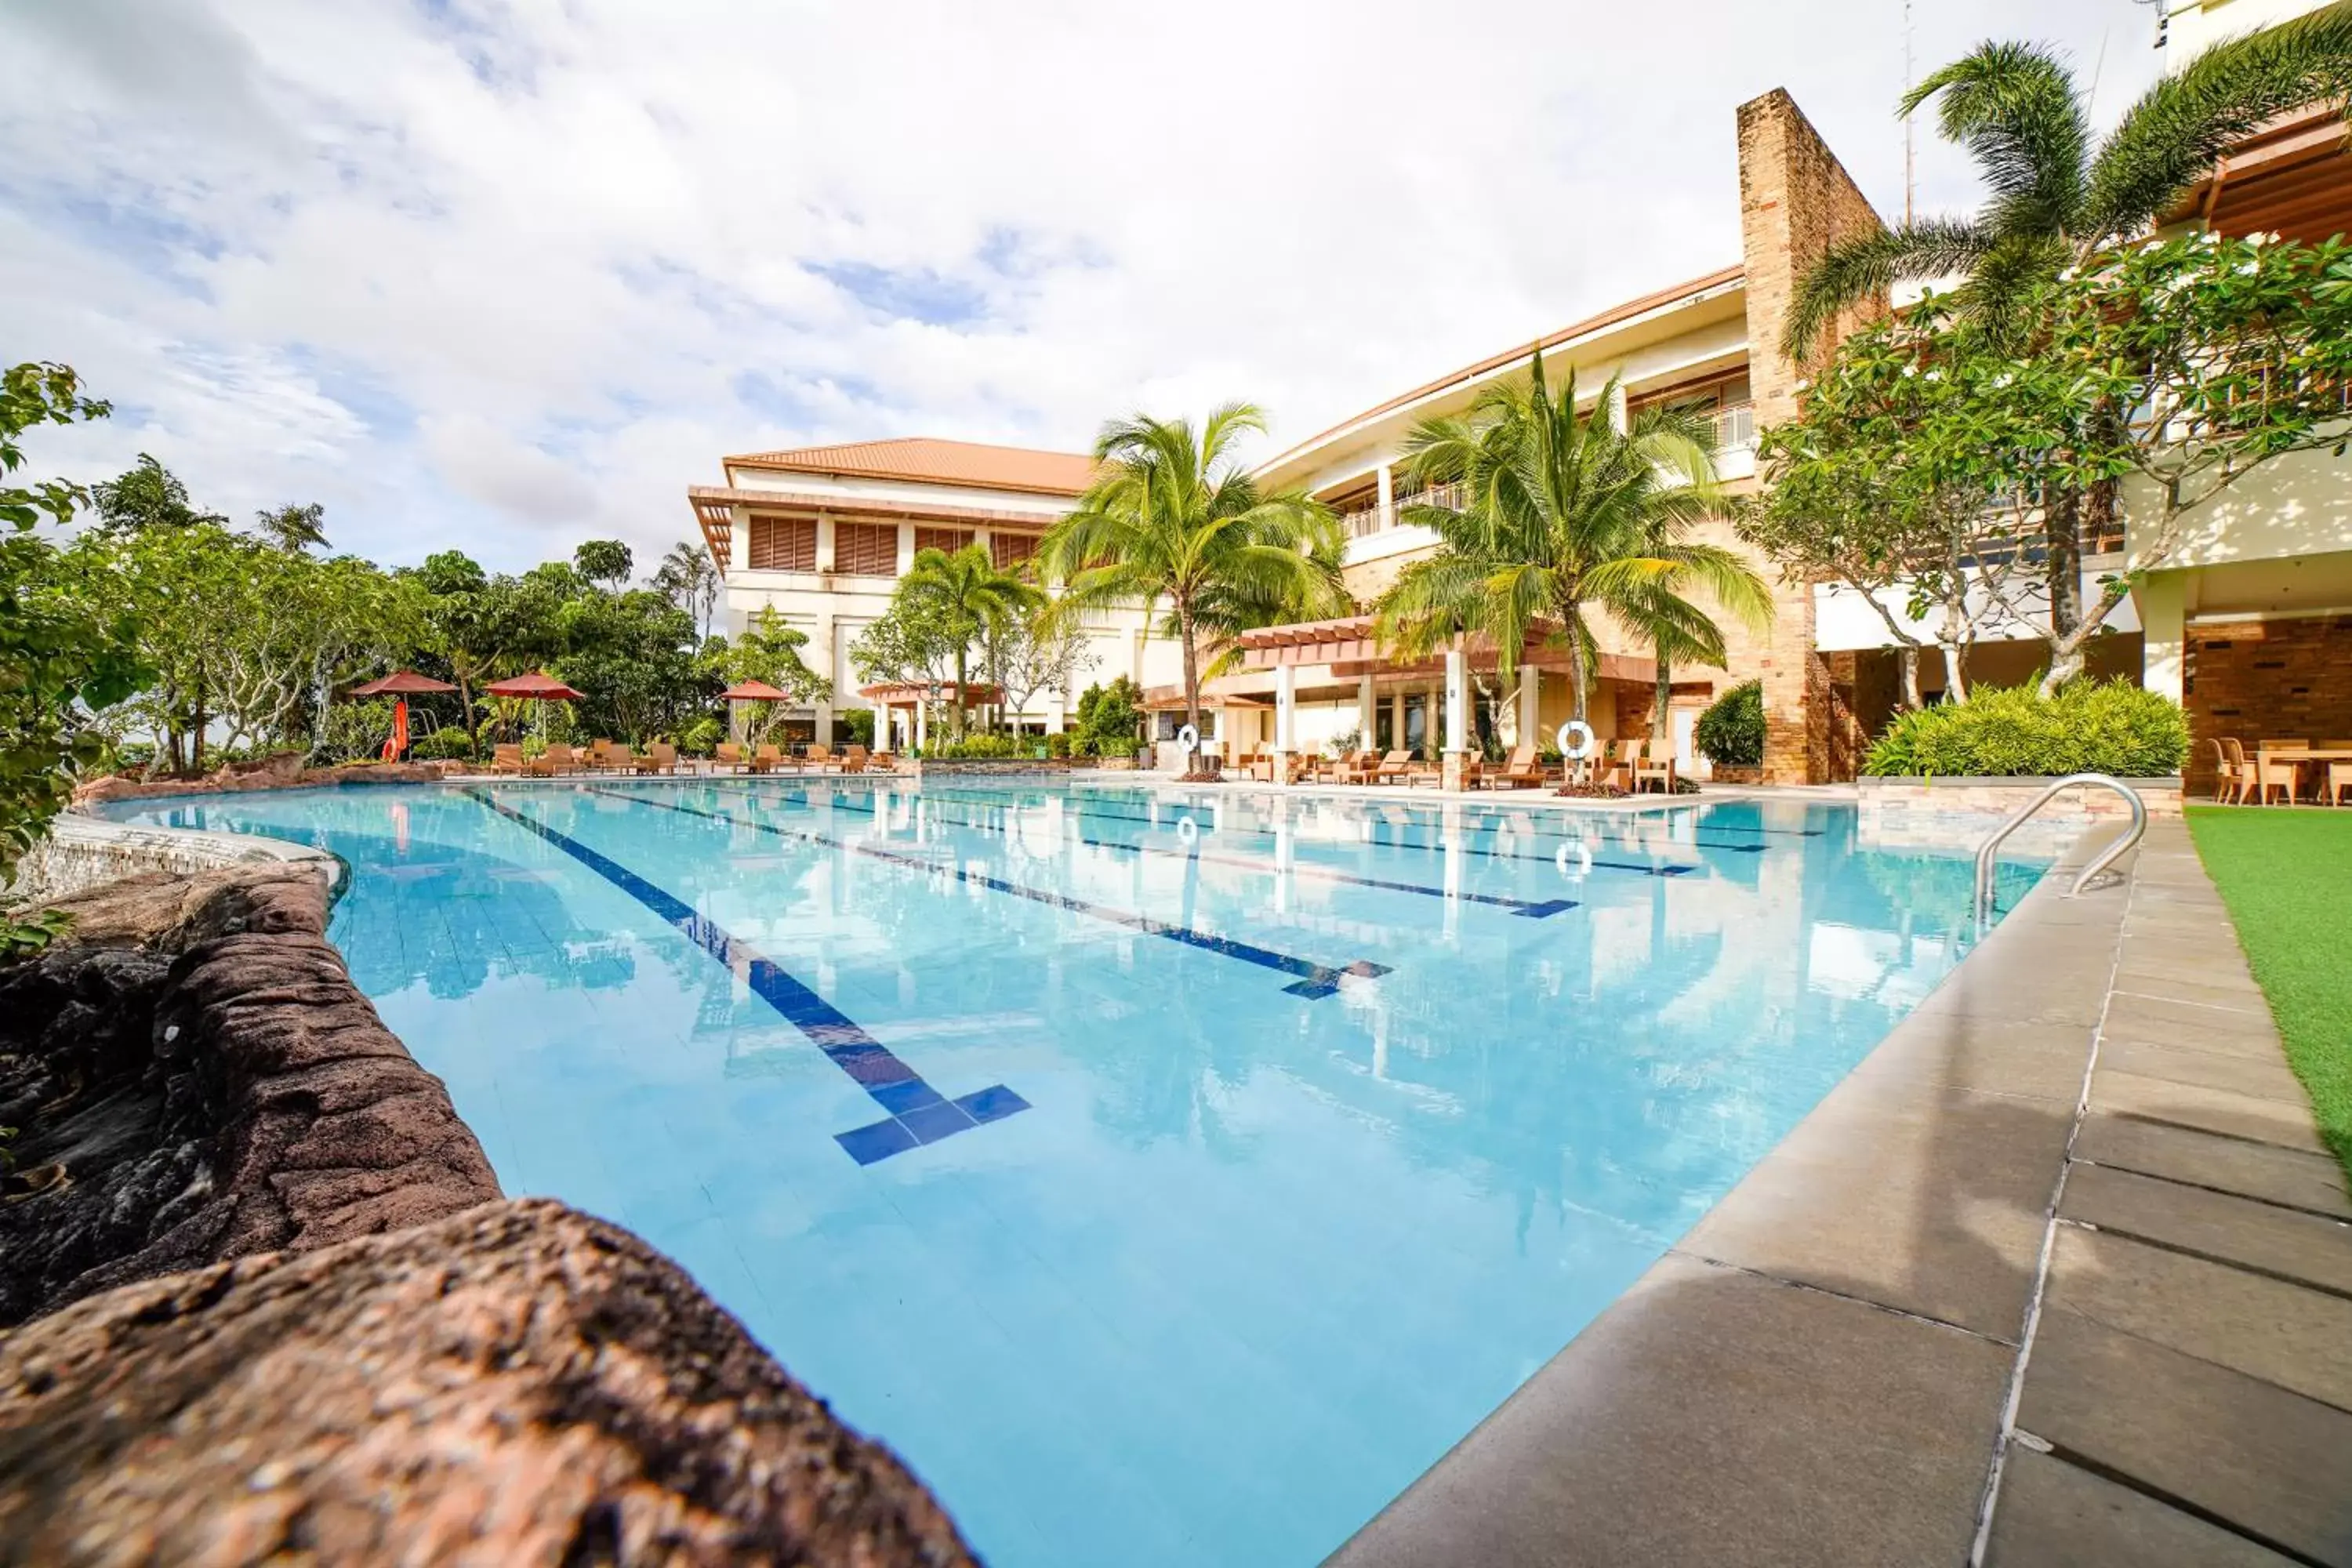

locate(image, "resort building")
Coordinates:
691 0 2352 785
689 438 1186 745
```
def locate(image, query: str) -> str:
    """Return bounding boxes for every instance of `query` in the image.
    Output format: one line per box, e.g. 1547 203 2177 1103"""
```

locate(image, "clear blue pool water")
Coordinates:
105 779 2042 1566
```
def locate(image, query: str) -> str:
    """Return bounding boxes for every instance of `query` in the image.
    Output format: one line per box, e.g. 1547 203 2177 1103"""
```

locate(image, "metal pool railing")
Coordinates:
1973 772 2147 924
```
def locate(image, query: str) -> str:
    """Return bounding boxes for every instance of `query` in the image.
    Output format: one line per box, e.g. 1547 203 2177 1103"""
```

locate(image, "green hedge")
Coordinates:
1694 680 1764 767
407 728 476 762
1863 680 2188 779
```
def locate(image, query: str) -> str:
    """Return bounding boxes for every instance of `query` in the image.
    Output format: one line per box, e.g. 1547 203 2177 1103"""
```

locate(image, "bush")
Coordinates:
318 699 394 764
1046 731 1070 760
926 734 1022 760
1694 680 1764 768
840 709 876 748
408 727 476 762
678 715 724 757
1862 680 2189 779
1072 676 1143 757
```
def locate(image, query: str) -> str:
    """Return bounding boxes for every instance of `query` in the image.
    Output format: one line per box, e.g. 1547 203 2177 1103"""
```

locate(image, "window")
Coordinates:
746 515 817 572
834 523 899 576
913 527 974 557
991 531 1041 570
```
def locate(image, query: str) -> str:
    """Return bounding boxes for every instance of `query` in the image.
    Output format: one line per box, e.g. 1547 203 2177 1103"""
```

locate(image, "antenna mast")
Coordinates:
1904 0 1916 226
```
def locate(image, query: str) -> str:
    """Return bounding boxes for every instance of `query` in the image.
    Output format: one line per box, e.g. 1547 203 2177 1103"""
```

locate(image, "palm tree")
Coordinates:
652 539 720 642
1620 533 1772 753
1784 9 2352 657
896 543 1044 738
1376 348 1767 729
1040 405 1346 746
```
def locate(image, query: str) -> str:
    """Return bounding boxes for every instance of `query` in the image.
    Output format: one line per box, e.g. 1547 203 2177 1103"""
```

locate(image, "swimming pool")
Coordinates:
104 779 2042 1566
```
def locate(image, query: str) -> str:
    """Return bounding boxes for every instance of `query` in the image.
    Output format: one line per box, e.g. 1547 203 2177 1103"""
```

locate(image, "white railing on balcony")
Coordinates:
1714 401 1755 452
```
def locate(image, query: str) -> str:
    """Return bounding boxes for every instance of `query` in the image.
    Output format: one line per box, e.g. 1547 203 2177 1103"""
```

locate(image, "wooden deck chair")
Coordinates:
840 744 869 775
1635 742 1676 794
1374 750 1414 785
1496 744 1545 789
749 743 782 775
490 743 525 775
714 742 746 773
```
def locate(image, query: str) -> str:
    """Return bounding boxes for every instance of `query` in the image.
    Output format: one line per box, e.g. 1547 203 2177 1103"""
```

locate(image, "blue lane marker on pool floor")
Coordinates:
721 779 1576 917
463 788 1027 1165
594 785 1391 1000
864 782 1702 874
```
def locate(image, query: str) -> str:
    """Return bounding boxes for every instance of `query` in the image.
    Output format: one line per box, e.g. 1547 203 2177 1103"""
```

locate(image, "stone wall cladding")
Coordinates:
0 863 500 1327
1737 88 1886 785
1857 778 2183 852
0 1198 981 1568
72 756 462 810
2183 613 2352 795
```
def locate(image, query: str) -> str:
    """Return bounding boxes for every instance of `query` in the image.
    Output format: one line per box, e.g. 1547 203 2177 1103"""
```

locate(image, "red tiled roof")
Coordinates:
724 437 1098 495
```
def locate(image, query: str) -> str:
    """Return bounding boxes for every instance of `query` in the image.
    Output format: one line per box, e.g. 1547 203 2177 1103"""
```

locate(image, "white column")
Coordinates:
1274 662 1297 754
1606 382 1628 434
1391 691 1406 751
2139 572 2187 703
1444 648 1467 753
815 515 836 572
814 612 836 743
1046 693 1066 735
895 522 916 576
913 698 927 750
1357 673 1377 746
1376 463 1396 532
1517 666 1541 748
727 506 749 573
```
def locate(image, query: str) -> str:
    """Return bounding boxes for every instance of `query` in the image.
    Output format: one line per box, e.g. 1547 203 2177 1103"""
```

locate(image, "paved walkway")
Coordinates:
1327 818 2352 1566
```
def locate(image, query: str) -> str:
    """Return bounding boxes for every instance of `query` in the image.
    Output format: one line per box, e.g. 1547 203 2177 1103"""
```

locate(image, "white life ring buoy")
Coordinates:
1176 814 1198 844
1555 841 1593 879
1176 724 1200 756
1555 720 1598 760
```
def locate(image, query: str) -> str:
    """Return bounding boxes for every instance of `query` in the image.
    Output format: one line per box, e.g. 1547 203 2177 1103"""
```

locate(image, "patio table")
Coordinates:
2256 745 2352 800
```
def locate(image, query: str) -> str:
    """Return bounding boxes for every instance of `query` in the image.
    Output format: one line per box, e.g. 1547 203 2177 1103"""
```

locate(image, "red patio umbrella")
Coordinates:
718 680 789 701
349 670 459 760
483 672 585 700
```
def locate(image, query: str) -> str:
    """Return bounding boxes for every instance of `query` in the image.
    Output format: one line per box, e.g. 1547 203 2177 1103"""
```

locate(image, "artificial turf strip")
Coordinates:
2184 806 2352 1183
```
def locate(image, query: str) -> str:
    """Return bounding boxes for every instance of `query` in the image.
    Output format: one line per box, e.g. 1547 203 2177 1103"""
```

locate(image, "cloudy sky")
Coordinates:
2 0 2161 573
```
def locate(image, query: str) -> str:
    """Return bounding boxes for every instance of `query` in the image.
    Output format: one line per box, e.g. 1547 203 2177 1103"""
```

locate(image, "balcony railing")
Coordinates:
1715 401 1755 452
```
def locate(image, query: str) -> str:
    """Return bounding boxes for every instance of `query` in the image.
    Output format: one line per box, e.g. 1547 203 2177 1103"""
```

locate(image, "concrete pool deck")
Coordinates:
1327 817 2352 1567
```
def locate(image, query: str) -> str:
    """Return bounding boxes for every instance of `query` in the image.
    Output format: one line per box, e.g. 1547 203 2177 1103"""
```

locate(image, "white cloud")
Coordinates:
0 0 2158 572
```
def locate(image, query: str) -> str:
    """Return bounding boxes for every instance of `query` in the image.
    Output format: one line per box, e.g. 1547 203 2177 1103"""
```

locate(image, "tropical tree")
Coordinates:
1039 404 1345 744
1783 8 2352 639
1619 527 1772 752
255 501 329 553
91 453 225 534
572 538 633 590
725 606 831 746
0 361 144 938
652 538 720 642
1375 348 1765 726
894 543 1044 738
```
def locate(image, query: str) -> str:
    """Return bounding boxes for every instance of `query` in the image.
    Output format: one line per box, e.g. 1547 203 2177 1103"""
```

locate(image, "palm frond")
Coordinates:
1781 219 1996 358
2086 0 2352 237
1905 42 2090 238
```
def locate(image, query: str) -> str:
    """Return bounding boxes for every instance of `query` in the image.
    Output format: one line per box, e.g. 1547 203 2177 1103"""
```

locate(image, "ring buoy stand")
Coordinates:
1176 724 1200 756
1555 720 1597 760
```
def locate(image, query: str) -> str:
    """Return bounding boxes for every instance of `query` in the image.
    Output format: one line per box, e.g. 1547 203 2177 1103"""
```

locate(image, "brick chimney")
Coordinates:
1737 89 1886 785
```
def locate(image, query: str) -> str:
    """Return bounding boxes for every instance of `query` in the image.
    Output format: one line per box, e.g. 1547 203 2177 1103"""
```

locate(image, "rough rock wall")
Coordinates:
0 1200 980 1568
0 864 499 1327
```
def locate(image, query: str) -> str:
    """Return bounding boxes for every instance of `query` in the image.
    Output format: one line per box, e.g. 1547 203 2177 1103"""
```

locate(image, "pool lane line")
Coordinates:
590 786 1389 1000
461 787 1028 1166
915 782 1798 851
720 781 1573 918
802 781 1696 878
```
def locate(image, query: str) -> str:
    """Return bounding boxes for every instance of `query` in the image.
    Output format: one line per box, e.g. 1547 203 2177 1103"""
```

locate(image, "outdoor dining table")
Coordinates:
2256 744 2352 799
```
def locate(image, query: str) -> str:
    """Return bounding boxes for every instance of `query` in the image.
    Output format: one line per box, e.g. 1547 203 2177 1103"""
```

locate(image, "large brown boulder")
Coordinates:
0 1199 980 1567
0 864 499 1326
71 758 463 808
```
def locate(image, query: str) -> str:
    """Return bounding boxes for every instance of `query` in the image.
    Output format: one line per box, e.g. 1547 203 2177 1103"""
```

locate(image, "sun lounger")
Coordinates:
634 742 677 775
1494 744 1545 789
749 743 782 775
1373 750 1413 786
526 742 575 778
491 744 525 775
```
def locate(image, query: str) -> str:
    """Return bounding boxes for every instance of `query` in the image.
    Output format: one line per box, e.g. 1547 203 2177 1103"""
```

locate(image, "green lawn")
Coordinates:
2185 807 2352 1180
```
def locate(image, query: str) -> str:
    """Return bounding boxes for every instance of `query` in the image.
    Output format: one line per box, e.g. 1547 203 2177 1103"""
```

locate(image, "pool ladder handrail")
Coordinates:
1973 772 2147 924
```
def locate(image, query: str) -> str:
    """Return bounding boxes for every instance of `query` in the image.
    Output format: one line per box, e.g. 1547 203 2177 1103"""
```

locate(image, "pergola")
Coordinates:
858 681 1001 751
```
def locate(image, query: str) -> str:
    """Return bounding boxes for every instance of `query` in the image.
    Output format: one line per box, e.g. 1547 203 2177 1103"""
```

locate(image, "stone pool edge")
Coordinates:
1326 816 2349 1566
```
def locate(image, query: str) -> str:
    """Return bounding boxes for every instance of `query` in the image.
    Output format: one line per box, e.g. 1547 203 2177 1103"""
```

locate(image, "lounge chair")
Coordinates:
714 742 746 773
1597 739 1641 791
1332 749 1377 786
749 743 783 775
1373 750 1414 786
1635 742 1676 794
807 743 840 774
1494 744 1545 789
490 743 525 776
635 742 678 775
840 745 869 775
527 742 575 778
592 740 636 772
1452 754 1484 789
